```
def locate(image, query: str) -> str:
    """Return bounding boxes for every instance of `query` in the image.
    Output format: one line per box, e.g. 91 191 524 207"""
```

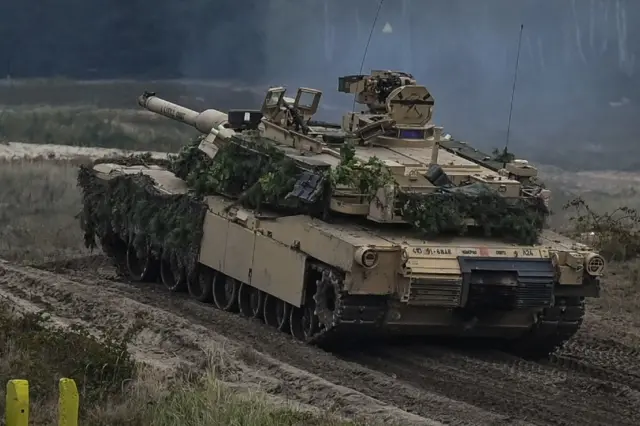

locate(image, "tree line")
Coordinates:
1 0 637 87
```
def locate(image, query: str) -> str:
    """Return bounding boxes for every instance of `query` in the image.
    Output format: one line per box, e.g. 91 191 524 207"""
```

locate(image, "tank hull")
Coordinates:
80 162 599 359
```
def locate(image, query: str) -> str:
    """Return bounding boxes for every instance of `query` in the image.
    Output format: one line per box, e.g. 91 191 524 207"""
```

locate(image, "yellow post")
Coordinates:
5 379 29 426
58 378 79 426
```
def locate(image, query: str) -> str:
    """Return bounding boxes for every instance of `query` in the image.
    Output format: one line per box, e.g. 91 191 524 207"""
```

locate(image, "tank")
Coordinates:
77 70 606 359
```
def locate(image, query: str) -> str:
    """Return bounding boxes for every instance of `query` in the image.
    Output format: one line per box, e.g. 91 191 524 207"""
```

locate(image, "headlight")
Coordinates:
584 253 606 276
354 246 379 269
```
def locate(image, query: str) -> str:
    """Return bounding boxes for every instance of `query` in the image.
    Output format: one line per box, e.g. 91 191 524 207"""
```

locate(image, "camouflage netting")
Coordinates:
77 136 549 273
329 143 393 202
77 135 332 278
400 183 549 245
77 161 207 279
169 134 329 213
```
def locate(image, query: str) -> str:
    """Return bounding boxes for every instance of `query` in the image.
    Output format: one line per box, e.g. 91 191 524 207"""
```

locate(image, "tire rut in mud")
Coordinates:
30 256 640 426
550 337 640 390
343 344 640 426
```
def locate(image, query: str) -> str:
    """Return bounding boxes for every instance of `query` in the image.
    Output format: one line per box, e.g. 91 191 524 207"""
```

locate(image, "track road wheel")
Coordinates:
264 295 289 330
126 243 158 283
213 274 239 312
100 234 127 276
238 284 264 319
188 265 214 303
250 289 265 320
160 253 187 292
290 304 320 342
264 296 290 331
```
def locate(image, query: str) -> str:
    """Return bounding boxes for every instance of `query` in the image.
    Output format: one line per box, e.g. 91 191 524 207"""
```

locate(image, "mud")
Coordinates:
0 255 633 425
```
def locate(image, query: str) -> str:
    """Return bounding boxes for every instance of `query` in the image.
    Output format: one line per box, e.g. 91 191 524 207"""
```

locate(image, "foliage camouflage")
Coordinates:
168 136 392 212
329 143 394 202
93 152 173 168
77 137 549 272
401 185 549 245
169 135 327 213
77 163 207 279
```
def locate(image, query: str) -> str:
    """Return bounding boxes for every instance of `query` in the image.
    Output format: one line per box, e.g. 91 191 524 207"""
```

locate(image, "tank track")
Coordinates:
505 296 585 360
99 230 583 358
304 262 389 347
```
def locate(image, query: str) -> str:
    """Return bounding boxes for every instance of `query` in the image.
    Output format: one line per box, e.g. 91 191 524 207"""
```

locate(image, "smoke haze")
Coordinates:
260 0 640 171
1 0 638 170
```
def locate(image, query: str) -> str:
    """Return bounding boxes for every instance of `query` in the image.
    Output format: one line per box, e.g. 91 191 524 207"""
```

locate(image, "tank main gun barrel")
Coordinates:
137 91 229 134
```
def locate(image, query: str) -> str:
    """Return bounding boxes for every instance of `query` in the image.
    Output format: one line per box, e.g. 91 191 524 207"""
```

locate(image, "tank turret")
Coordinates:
136 75 551 237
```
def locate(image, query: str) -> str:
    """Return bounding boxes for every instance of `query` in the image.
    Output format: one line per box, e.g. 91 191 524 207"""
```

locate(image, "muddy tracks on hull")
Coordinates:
7 256 640 425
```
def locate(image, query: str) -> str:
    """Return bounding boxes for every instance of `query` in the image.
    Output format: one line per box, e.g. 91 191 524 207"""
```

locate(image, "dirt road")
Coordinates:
0 255 638 426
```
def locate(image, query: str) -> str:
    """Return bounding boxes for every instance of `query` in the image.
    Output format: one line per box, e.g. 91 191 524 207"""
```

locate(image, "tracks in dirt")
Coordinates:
6 255 640 425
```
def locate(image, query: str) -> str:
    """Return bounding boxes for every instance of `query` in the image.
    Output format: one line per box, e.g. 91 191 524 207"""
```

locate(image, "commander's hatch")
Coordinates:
293 87 322 121
261 87 286 121
386 85 434 126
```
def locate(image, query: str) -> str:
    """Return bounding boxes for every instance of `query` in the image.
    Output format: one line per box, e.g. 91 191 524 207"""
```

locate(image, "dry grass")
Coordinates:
0 306 355 426
0 159 88 263
0 106 198 152
579 259 640 348
90 367 352 426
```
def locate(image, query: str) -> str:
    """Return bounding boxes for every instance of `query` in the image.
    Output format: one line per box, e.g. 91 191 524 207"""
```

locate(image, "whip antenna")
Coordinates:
503 24 524 167
351 0 385 115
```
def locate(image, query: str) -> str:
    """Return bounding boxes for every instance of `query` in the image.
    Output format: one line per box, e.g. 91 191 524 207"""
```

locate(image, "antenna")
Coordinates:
351 0 385 116
503 23 524 167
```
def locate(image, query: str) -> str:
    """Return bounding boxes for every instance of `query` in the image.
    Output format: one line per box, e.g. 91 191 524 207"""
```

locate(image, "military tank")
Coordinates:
77 70 606 359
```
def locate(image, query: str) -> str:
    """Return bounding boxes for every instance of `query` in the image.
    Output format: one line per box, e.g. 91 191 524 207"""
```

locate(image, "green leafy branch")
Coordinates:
169 136 319 211
564 196 640 261
329 142 395 202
